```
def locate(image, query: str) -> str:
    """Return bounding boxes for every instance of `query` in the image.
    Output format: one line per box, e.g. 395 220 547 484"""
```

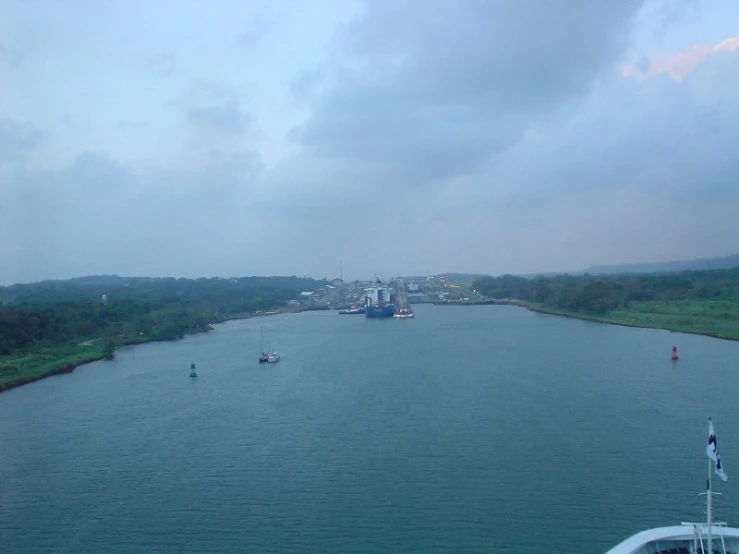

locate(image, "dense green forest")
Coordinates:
0 275 324 357
473 268 739 311
473 267 739 340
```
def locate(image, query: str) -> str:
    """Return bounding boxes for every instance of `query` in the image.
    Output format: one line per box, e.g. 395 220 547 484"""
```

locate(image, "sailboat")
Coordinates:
266 345 280 363
258 327 269 363
266 333 280 363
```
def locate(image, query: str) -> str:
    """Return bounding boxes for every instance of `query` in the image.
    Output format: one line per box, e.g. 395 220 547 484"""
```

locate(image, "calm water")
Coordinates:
2 304 739 553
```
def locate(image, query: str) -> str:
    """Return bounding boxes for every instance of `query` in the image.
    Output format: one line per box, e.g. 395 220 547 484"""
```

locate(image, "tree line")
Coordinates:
472 267 739 315
0 276 323 356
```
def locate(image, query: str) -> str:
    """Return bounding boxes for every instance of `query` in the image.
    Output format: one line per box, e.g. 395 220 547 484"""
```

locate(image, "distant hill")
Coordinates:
518 272 561 279
580 253 739 275
0 275 324 305
426 273 488 281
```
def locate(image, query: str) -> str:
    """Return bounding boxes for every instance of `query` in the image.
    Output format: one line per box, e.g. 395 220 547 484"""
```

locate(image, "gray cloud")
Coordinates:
187 100 252 134
263 1 739 275
643 0 706 37
0 118 42 163
1 150 264 284
290 67 329 103
291 0 644 186
146 52 178 78
183 81 250 105
240 4 275 48
117 119 151 131
508 53 739 209
2 0 739 284
0 43 22 67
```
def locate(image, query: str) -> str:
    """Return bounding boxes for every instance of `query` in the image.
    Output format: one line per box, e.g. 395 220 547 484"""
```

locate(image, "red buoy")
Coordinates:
671 346 679 361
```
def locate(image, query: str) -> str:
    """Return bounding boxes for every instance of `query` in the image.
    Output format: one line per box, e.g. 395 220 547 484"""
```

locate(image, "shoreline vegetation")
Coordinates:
0 276 324 393
434 298 739 341
519 303 739 341
0 309 294 393
3 267 739 392
470 268 739 342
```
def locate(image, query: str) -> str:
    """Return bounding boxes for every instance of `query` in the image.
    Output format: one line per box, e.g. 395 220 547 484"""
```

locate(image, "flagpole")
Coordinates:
708 453 713 554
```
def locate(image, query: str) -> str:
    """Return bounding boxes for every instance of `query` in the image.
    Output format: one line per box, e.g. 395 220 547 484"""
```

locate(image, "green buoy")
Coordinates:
190 362 197 378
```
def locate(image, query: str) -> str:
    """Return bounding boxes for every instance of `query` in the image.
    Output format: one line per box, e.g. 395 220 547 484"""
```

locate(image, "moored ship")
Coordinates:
364 279 395 318
393 277 414 319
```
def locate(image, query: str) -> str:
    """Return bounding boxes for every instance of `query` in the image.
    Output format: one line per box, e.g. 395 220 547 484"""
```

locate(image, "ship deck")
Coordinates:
607 525 739 554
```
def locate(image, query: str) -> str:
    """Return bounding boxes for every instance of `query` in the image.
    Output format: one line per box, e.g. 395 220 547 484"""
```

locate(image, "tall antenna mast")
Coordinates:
340 260 343 281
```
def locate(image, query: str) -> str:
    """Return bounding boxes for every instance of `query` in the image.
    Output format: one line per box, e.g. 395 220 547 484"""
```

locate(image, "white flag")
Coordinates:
716 454 728 482
708 419 719 462
707 418 728 482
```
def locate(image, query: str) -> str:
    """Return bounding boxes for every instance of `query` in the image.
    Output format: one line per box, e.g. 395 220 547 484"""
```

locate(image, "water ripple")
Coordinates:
2 305 739 553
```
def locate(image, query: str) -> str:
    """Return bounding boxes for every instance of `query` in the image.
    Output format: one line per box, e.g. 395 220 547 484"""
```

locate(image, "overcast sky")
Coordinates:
1 0 738 284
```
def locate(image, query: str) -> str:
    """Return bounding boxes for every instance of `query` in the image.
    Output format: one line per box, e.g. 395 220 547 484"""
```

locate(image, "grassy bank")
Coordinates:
0 327 222 393
0 307 305 393
0 343 110 392
0 275 326 393
519 300 739 341
433 299 521 306
472 267 739 341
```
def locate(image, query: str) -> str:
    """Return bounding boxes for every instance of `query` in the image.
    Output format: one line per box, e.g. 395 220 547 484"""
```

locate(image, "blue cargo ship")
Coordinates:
364 281 395 318
366 303 395 318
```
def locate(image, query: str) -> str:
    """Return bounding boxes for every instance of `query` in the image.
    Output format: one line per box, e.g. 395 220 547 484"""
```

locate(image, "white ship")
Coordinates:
607 419 739 554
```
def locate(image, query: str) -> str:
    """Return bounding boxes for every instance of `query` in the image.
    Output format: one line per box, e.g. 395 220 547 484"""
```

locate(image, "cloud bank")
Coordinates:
1 0 738 284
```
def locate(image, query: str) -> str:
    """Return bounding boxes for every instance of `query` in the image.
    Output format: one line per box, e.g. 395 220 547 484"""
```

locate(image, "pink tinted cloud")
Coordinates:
624 35 739 82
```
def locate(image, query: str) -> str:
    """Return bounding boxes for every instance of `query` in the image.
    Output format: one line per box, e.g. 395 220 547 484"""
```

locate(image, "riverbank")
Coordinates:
0 328 217 393
433 299 521 306
6 298 737 393
0 306 311 393
436 296 739 341
0 345 109 392
518 301 739 341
